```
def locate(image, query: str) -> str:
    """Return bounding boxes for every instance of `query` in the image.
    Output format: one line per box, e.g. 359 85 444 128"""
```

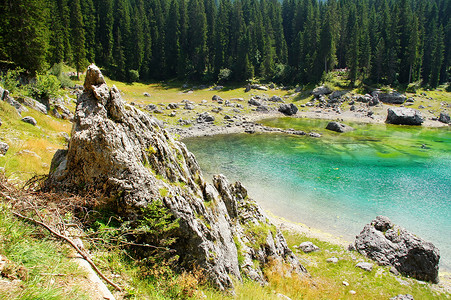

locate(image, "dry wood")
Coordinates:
13 211 122 292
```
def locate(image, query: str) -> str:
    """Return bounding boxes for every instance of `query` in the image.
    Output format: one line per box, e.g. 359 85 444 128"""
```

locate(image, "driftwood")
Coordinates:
12 211 122 292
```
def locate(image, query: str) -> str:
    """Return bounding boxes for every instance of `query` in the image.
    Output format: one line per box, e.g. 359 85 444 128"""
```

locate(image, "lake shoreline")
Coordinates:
168 105 449 139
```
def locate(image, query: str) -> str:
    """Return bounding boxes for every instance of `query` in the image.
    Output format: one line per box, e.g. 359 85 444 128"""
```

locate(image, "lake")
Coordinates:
183 118 451 271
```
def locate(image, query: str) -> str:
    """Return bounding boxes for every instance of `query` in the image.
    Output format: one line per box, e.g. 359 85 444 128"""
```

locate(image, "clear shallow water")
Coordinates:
183 118 451 270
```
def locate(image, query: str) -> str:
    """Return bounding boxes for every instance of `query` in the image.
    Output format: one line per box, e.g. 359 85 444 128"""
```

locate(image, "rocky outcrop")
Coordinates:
354 216 440 283
16 96 48 114
326 121 354 133
386 107 423 125
44 64 305 290
372 91 406 104
278 103 298 116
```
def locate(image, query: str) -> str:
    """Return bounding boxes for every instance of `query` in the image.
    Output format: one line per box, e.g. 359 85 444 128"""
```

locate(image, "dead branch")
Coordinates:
13 211 122 292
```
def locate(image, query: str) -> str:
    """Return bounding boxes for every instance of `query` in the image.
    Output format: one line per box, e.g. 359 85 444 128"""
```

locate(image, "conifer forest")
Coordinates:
0 0 449 87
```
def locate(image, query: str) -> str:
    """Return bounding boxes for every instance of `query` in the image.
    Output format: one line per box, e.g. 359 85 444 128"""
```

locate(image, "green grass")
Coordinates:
0 204 89 299
0 100 72 182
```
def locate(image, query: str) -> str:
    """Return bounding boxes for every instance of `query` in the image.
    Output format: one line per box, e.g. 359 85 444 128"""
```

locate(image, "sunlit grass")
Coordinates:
0 204 89 299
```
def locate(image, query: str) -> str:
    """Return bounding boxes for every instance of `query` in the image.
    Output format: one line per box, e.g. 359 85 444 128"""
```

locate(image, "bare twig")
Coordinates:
13 211 122 292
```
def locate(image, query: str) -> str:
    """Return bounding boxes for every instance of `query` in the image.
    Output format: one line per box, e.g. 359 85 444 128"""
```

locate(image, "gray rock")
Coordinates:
245 84 251 93
21 116 37 126
146 104 157 111
269 96 283 102
167 103 179 109
386 108 424 125
211 86 223 91
326 121 354 133
438 112 450 124
248 98 262 107
312 85 332 97
390 295 414 300
3 93 28 115
326 257 338 263
0 142 9 155
212 95 222 101
143 92 151 97
299 241 319 253
184 103 195 110
0 117 2 127
0 86 4 100
372 91 406 104
197 112 215 124
309 132 321 138
354 216 439 283
256 105 269 112
52 104 74 121
16 96 47 114
253 85 268 91
355 262 373 272
278 103 298 116
43 65 306 290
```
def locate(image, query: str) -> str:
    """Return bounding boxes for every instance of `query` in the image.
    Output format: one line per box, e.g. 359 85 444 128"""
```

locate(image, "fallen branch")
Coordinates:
13 211 122 292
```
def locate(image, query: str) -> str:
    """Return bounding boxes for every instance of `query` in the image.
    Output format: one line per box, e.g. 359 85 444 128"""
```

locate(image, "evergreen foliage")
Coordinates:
0 0 449 86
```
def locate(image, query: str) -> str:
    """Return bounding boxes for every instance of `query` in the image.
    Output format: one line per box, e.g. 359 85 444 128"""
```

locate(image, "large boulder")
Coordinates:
44 64 306 290
312 85 332 97
326 121 354 133
372 91 406 104
278 103 298 116
354 216 440 283
438 112 450 124
248 98 262 107
21 116 37 126
386 107 423 125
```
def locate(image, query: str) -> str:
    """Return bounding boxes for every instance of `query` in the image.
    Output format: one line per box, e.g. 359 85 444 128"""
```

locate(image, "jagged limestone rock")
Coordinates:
354 216 439 283
45 64 306 290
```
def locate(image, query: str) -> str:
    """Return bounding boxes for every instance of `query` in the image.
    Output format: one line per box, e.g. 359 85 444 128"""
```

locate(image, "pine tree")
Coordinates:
71 0 87 78
0 0 50 73
80 0 96 63
95 0 114 68
188 0 208 79
165 0 181 78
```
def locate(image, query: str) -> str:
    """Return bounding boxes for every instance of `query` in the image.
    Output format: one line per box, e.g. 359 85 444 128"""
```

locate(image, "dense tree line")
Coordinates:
0 0 449 87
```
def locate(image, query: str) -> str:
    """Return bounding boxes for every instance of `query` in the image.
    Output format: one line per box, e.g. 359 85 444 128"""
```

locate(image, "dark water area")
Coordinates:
183 118 451 270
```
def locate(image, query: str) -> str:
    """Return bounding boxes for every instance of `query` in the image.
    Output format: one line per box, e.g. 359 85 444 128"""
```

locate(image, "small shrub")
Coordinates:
28 74 61 107
218 68 232 83
406 80 422 93
129 69 140 83
49 63 74 88
0 68 24 94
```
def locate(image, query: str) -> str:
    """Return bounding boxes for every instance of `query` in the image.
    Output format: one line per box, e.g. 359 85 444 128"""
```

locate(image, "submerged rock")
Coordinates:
386 107 423 125
45 64 305 290
325 121 354 133
354 216 439 283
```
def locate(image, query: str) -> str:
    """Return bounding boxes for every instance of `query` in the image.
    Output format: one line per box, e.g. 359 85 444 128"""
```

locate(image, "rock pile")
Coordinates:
45 64 306 290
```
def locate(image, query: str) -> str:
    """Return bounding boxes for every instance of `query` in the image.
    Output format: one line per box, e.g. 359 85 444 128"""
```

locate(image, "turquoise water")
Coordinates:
183 118 451 270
